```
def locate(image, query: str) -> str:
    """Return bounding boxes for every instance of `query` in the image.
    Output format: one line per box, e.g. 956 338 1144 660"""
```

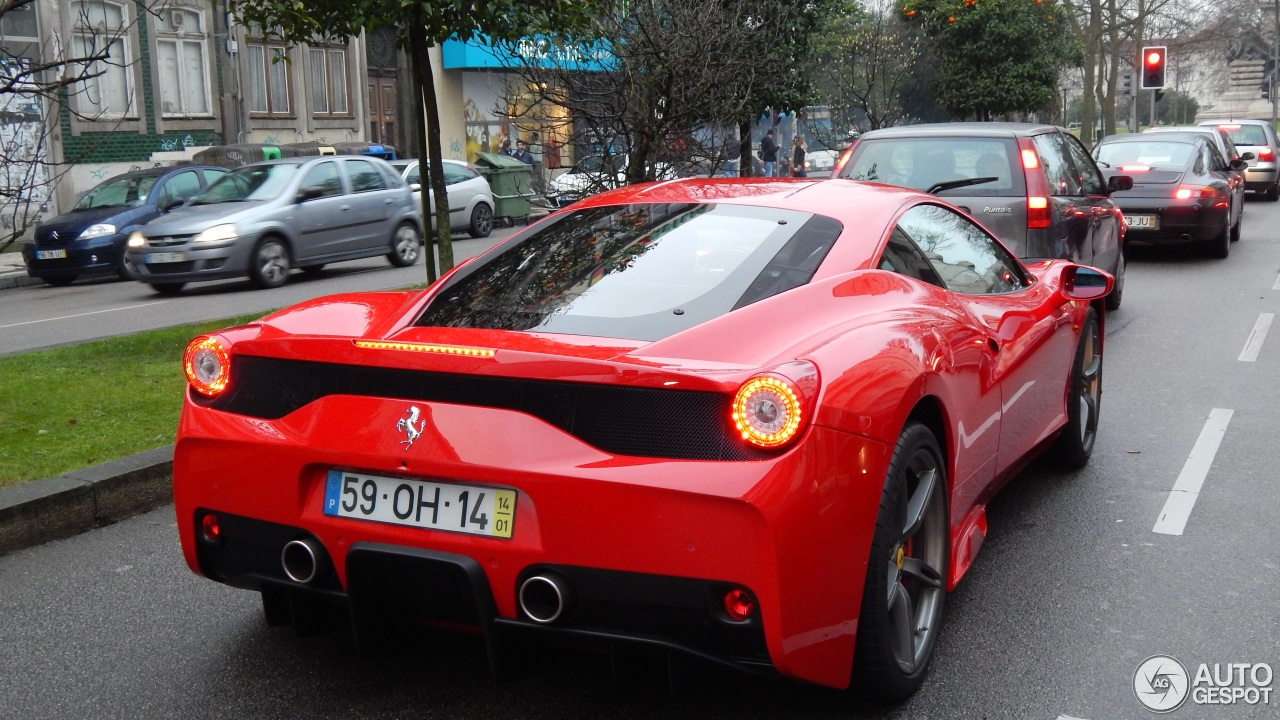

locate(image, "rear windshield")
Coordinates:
416 203 842 342
839 137 1024 196
1095 141 1195 167
1216 124 1269 146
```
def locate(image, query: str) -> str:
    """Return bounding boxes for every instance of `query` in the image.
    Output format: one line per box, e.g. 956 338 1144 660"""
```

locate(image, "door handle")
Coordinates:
340 205 351 211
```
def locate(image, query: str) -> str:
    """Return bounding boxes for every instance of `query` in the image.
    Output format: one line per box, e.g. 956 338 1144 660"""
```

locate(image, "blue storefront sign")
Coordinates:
442 36 615 72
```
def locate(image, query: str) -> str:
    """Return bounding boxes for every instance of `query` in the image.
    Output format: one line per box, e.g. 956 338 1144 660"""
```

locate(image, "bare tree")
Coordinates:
2 0 159 251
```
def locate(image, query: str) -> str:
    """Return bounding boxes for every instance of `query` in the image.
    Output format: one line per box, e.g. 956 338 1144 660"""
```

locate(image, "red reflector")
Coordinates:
201 514 220 542
1120 165 1150 172
1021 149 1040 169
723 588 755 621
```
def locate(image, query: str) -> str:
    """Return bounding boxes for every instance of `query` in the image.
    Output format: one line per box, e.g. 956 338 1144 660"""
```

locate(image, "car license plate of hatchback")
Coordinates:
146 252 187 263
1124 214 1159 230
35 249 67 260
323 469 515 538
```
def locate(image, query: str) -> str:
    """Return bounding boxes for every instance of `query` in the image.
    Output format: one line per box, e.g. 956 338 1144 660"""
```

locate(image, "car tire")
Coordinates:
117 253 139 281
1104 245 1124 312
851 421 948 700
250 237 291 288
1268 182 1279 201
1230 214 1241 243
1051 308 1101 469
1206 222 1230 259
43 276 76 287
387 223 421 267
151 282 186 295
469 202 494 239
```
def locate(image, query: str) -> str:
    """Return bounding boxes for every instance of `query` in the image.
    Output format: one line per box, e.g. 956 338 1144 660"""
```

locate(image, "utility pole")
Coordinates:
1273 0 1278 124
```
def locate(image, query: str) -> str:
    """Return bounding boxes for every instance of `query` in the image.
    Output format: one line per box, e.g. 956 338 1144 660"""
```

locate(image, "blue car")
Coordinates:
22 165 228 286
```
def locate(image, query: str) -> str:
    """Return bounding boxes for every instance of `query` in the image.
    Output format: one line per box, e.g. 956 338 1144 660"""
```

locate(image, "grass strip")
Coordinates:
0 313 265 488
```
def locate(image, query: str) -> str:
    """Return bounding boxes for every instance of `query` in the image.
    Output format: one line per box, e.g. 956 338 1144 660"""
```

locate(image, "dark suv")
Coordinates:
832 123 1132 309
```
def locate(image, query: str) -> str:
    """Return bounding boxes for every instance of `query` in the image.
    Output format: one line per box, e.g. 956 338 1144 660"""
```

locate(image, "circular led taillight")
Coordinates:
723 588 755 622
184 335 231 397
732 376 803 448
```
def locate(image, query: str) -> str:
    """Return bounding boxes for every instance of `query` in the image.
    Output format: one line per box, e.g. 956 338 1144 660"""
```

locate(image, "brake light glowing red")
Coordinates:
1174 185 1218 200
1120 165 1150 172
723 588 755 621
1021 149 1040 169
184 335 231 397
1260 148 1275 161
1218 124 1241 130
1027 196 1051 229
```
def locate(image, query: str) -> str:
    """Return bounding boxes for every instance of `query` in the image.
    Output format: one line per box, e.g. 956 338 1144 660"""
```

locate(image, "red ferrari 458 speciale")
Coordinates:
175 177 1111 698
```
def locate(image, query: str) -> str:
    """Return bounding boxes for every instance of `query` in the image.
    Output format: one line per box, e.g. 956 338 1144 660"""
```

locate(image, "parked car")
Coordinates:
804 149 840 175
1093 133 1246 258
390 158 495 238
546 156 677 208
125 156 422 294
1198 119 1280 200
174 177 1111 698
21 165 227 286
1144 125 1249 202
833 122 1131 309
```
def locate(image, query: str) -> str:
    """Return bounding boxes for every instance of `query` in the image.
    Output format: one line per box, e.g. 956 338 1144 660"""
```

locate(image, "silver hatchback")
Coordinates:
1199 119 1280 200
125 156 423 294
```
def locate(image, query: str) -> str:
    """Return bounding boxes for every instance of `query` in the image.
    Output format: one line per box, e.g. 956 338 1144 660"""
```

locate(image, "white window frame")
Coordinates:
246 41 292 117
70 0 137 120
153 5 212 118
307 45 350 118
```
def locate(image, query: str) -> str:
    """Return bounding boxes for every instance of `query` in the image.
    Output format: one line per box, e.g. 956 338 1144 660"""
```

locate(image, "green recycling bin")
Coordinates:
473 152 535 221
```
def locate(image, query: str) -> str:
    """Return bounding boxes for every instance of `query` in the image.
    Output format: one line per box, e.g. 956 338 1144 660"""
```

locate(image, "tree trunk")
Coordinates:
739 120 752 177
1103 0 1119 136
1081 0 1102 149
409 18 451 280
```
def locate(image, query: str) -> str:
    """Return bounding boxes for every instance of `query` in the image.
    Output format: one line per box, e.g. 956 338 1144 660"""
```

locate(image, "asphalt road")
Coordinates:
0 229 518 357
3 201 1280 718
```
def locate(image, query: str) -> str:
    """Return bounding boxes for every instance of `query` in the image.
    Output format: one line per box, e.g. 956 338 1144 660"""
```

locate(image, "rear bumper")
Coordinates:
1117 199 1228 243
174 393 893 689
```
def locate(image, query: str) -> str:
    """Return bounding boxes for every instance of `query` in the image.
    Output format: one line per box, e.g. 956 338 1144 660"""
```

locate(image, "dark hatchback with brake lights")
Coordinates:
1092 133 1244 258
832 122 1132 309
21 165 227 286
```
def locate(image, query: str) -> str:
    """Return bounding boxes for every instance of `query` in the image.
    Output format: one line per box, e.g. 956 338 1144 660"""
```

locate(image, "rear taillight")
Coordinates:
1120 165 1150 172
184 335 231 397
1017 137 1053 229
833 147 853 176
1259 148 1275 161
1174 185 1219 200
730 361 818 450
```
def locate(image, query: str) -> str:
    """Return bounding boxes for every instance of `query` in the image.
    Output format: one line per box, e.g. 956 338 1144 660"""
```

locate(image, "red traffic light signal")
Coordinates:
1141 46 1167 90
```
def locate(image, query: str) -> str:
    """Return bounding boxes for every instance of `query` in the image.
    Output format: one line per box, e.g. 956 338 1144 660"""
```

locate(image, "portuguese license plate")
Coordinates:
1124 214 1158 229
323 469 515 538
35 249 67 260
146 252 186 263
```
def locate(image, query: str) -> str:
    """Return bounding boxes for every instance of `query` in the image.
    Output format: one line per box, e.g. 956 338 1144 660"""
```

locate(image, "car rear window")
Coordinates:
1095 141 1195 167
839 137 1024 196
416 203 842 342
1216 124 1269 146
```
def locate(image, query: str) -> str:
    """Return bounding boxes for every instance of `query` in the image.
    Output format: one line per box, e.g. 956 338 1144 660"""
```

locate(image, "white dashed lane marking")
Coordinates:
1238 313 1274 362
1153 408 1234 536
0 302 167 329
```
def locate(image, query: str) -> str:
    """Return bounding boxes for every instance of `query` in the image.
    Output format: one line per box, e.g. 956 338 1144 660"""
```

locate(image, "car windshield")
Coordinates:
416 202 842 342
1216 124 1269 146
190 164 300 205
841 137 1020 195
74 175 160 210
1095 141 1195 167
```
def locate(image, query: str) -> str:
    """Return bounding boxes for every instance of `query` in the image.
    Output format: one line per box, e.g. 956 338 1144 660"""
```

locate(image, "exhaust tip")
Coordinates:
281 538 328 585
519 574 571 624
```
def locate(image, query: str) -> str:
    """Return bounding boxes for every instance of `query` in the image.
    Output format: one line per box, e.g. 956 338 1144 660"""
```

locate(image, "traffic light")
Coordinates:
1141 46 1167 89
1121 71 1133 97
1263 79 1272 100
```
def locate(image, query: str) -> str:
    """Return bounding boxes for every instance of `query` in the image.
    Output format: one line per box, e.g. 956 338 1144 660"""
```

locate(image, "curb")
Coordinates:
0 446 174 556
1 274 42 290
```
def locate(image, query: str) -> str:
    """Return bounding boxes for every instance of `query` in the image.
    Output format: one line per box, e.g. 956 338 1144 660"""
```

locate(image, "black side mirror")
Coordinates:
296 187 323 203
1106 175 1134 193
1230 158 1249 171
160 198 185 212
1240 151 1256 162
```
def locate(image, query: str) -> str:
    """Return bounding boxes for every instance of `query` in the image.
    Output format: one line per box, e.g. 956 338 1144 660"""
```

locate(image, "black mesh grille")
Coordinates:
198 356 769 461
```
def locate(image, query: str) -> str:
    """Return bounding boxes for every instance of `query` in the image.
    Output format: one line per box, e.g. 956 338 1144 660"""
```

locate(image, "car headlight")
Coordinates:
127 231 145 248
193 223 238 243
78 223 117 240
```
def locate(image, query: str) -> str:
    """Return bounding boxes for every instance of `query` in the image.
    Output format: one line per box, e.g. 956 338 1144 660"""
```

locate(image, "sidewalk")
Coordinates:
0 251 40 290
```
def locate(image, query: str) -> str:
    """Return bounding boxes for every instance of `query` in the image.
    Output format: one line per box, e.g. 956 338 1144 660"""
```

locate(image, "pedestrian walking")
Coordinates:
791 136 807 177
760 129 778 177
